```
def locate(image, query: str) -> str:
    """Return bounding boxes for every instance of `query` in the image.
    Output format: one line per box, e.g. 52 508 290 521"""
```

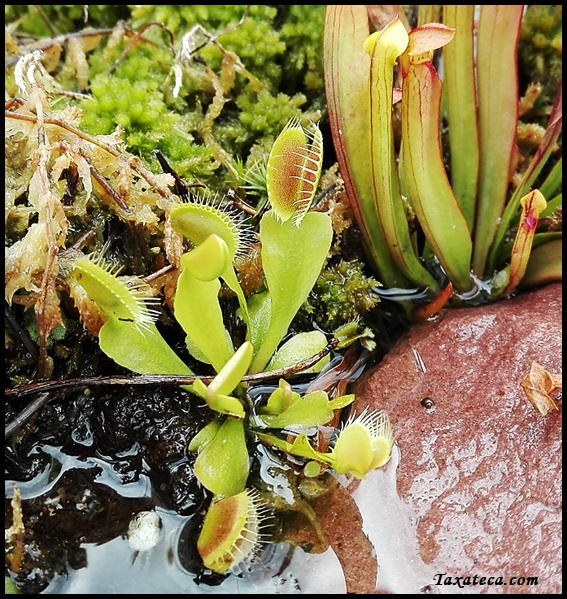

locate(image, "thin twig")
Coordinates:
78 149 130 212
33 5 60 37
5 338 339 399
5 28 120 70
5 303 39 361
226 189 259 216
5 111 174 200
143 264 175 284
57 229 96 257
5 392 51 439
109 22 175 76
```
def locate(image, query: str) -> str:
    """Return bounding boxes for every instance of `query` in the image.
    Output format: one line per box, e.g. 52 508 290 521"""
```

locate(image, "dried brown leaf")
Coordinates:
521 361 562 416
36 282 64 343
64 37 90 90
68 281 106 336
6 485 25 574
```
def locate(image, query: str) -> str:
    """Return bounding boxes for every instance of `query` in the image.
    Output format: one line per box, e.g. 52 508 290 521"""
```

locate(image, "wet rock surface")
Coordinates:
349 283 562 594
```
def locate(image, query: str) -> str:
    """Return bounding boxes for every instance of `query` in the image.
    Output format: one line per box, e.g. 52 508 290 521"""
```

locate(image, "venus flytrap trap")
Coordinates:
197 489 271 575
174 234 236 372
247 118 333 374
170 193 254 338
331 408 394 477
266 117 324 225
70 252 195 379
255 407 394 481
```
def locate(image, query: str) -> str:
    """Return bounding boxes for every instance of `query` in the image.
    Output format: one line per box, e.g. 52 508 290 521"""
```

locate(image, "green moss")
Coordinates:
5 5 129 36
6 5 328 195
518 5 562 109
81 81 212 180
280 6 326 103
129 6 285 86
299 259 380 331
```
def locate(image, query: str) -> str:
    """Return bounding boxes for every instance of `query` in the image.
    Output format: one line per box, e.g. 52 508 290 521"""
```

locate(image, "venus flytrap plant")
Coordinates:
248 209 333 373
170 194 253 338
248 118 334 373
189 416 249 497
324 5 562 310
67 116 394 576
190 341 253 419
331 408 394 477
174 234 236 372
255 378 355 430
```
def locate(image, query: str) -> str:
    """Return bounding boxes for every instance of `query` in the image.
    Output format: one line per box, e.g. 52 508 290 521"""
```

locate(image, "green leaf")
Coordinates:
260 379 295 415
327 394 356 411
365 18 440 291
193 417 249 497
5 577 20 595
472 5 524 277
247 290 271 351
257 383 355 429
208 341 253 398
323 6 409 289
249 210 333 374
259 389 337 429
487 86 562 273
540 194 562 219
208 394 246 419
442 5 479 230
538 157 563 201
188 419 221 452
400 59 473 292
174 249 234 373
99 317 193 377
204 342 253 418
219 263 251 339
266 330 329 374
519 238 562 290
256 431 335 467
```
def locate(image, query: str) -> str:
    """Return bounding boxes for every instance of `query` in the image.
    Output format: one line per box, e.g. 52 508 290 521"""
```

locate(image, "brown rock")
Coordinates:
348 283 562 594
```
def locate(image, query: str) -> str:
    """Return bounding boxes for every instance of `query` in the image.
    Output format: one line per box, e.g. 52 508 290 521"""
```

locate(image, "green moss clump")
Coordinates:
280 6 326 106
518 5 562 109
80 44 218 181
299 259 380 331
5 5 129 35
129 6 285 85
